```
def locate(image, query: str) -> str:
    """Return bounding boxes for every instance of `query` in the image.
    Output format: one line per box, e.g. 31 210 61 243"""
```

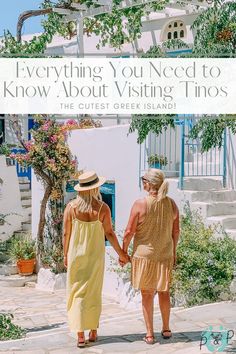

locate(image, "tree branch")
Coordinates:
16 3 75 42
17 9 53 42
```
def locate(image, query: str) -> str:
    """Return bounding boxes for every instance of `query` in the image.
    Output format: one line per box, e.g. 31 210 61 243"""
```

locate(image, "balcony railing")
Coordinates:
139 117 228 190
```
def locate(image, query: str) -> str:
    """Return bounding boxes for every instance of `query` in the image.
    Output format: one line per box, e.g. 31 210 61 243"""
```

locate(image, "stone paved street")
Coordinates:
0 286 235 354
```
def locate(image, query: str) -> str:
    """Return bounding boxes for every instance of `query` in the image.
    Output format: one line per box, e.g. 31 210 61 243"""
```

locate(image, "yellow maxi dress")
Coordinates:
66 203 105 332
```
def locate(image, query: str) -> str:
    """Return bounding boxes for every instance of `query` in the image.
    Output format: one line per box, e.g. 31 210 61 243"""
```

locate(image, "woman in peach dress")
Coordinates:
122 169 180 344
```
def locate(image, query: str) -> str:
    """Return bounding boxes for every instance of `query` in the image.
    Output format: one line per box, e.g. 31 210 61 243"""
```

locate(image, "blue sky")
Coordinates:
0 1 44 37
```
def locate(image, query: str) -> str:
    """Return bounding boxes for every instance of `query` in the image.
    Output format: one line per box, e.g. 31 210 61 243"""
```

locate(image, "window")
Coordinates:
162 20 186 41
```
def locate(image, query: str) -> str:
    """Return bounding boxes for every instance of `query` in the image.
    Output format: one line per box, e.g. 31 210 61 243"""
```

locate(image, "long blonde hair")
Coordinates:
145 168 169 201
71 187 102 213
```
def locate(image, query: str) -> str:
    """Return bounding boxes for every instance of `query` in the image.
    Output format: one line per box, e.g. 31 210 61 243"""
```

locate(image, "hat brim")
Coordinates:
74 176 106 192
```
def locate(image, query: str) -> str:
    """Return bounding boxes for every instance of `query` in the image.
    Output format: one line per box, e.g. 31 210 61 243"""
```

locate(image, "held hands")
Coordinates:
119 250 131 267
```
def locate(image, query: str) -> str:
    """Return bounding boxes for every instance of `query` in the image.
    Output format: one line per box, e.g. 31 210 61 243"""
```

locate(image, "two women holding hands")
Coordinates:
63 168 179 347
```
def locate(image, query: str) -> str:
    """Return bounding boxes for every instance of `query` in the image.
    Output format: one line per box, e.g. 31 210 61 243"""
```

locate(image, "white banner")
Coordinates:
0 58 235 114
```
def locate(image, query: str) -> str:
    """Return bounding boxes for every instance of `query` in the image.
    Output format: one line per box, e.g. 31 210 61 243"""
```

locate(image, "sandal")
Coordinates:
143 335 155 344
89 330 98 342
77 333 86 348
161 330 172 339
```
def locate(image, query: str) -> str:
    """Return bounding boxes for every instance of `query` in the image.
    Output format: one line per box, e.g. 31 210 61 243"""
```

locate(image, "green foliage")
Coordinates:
171 203 236 307
140 39 188 58
8 234 36 261
147 154 168 166
189 116 236 152
0 0 235 55
129 116 175 144
0 0 170 54
84 0 170 49
192 0 236 57
40 242 65 274
0 313 26 341
0 144 11 156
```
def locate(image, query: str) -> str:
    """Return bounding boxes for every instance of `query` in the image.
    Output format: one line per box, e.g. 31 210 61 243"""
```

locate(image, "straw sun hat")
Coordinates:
74 171 106 192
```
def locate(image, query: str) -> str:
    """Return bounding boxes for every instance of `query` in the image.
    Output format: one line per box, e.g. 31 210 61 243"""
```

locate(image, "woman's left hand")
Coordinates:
64 255 68 268
119 254 131 267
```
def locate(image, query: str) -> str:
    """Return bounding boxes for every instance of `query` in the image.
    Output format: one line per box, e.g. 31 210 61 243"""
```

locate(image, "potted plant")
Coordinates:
8 234 36 276
147 154 168 169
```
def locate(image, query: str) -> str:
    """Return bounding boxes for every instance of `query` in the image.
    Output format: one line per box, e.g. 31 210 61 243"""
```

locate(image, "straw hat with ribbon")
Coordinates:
74 171 106 192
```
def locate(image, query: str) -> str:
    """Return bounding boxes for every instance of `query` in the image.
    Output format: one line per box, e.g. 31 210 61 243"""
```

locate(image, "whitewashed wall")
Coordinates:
32 125 142 236
0 156 24 242
67 124 142 231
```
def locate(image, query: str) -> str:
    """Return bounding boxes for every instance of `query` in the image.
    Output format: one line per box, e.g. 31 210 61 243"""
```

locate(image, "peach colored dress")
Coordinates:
131 196 175 291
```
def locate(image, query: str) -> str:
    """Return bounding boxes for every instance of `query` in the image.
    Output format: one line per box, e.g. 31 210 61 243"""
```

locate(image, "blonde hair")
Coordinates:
145 168 169 201
72 187 102 213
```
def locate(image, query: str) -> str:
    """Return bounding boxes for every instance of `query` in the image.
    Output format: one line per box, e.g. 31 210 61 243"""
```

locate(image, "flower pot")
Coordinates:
16 259 35 276
150 162 162 169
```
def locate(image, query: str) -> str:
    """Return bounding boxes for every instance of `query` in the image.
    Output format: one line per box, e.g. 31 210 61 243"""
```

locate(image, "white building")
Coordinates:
1 1 236 297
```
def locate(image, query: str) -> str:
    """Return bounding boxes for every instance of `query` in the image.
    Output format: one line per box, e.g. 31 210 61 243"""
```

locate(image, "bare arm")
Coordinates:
62 203 72 266
171 200 180 265
122 201 140 254
102 204 130 263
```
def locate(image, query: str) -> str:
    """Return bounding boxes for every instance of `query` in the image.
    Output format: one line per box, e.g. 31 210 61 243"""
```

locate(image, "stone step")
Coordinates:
0 263 18 276
21 198 32 207
192 201 236 217
13 230 30 237
185 190 236 202
21 197 32 202
18 177 30 183
207 214 236 229
19 182 31 191
21 221 31 231
23 205 32 211
182 177 223 191
20 190 31 199
0 274 37 287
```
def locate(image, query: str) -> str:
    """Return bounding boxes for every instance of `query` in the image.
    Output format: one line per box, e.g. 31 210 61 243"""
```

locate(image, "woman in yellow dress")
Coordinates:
122 169 180 344
63 171 129 348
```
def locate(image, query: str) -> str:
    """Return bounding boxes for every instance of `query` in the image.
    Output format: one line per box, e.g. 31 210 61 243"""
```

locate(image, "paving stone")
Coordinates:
0 286 235 353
